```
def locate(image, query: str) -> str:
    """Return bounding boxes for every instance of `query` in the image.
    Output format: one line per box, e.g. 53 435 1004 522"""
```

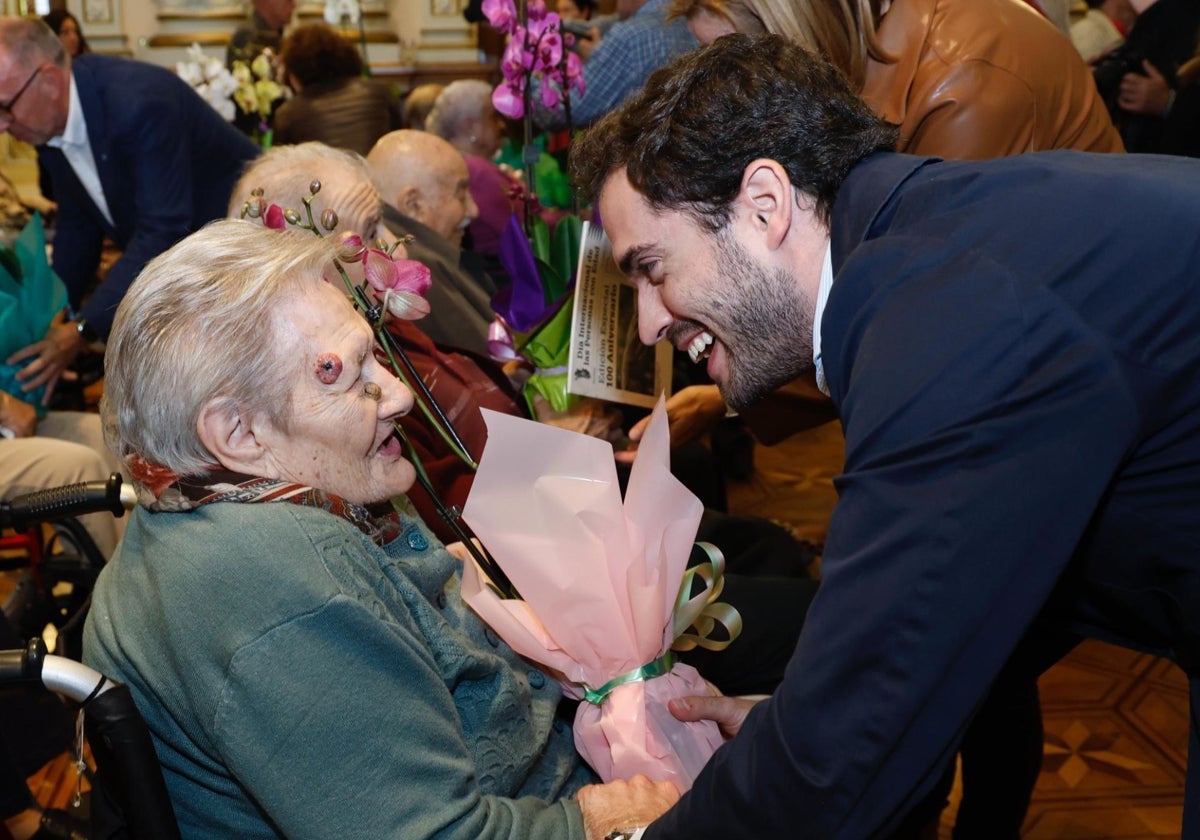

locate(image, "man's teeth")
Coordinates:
687 331 714 363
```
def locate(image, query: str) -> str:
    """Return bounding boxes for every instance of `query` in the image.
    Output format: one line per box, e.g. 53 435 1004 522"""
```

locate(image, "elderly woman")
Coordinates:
82 221 676 839
426 80 570 259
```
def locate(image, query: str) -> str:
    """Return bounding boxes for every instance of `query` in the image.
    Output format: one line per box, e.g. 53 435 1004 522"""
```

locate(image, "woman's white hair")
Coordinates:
228 141 370 217
425 79 494 145
102 220 346 478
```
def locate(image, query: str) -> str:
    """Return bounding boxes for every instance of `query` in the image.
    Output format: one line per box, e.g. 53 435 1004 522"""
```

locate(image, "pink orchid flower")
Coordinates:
494 80 525 119
263 204 286 230
343 234 433 321
539 81 562 110
482 0 518 33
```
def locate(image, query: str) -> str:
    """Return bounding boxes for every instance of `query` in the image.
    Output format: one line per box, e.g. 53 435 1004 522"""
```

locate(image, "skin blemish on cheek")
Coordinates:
315 353 342 384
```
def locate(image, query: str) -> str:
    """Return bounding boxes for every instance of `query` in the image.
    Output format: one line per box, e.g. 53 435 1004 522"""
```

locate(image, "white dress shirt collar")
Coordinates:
812 241 834 396
45 72 114 227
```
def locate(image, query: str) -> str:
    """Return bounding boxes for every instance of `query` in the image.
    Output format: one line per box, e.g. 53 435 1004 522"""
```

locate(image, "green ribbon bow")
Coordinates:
670 542 743 653
581 542 743 705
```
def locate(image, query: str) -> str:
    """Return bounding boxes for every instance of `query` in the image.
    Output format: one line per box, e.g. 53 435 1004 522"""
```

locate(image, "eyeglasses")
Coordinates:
0 65 45 123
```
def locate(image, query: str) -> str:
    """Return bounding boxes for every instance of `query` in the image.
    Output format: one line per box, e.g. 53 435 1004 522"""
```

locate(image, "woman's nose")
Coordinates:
377 374 414 420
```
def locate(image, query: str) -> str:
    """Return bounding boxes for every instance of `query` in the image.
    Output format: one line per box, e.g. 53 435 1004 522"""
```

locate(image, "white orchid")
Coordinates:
175 43 288 135
176 44 241 122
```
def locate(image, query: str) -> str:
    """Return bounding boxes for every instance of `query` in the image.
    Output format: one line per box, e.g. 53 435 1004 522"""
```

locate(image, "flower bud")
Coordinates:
321 208 339 231
244 197 265 219
309 179 322 196
284 208 302 225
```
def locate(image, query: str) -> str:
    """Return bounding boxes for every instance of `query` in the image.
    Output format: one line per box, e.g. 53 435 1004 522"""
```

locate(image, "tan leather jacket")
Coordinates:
866 0 1125 157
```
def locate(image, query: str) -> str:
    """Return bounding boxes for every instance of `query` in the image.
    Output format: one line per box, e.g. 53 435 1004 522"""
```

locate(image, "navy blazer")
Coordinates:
647 151 1200 839
38 54 259 338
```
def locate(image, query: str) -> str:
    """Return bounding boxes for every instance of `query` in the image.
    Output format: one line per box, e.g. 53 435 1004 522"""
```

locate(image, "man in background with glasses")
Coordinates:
0 17 258 404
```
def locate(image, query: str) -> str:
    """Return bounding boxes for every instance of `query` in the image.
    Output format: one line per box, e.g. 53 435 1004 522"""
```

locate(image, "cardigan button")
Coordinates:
527 670 546 690
406 530 429 551
484 628 500 648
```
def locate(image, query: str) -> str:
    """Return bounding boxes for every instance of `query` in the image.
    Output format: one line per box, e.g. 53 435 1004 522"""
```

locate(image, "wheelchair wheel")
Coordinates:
40 518 106 660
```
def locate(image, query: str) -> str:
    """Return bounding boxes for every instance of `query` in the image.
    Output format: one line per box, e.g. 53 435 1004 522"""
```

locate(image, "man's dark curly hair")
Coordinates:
570 33 898 230
280 23 363 87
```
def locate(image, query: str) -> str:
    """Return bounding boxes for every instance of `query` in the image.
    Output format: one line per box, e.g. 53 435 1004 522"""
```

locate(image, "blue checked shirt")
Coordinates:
534 0 697 130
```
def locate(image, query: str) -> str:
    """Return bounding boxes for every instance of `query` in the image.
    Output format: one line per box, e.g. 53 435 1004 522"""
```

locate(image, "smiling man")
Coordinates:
572 33 1200 840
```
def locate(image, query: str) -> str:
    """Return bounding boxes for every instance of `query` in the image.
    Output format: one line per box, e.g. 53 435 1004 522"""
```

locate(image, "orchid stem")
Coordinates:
395 423 517 598
377 326 478 469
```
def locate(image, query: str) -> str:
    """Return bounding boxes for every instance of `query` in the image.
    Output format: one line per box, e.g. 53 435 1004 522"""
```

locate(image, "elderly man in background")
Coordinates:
573 33 1200 839
367 129 496 356
0 17 258 402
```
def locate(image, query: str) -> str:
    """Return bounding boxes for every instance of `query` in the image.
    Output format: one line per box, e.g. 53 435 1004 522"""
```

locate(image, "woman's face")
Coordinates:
473 105 508 159
57 17 81 57
256 281 416 505
557 0 585 19
687 8 737 43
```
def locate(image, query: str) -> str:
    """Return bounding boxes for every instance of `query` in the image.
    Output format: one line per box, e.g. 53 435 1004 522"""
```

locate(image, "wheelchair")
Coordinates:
0 637 181 840
1 475 177 839
1 474 129 659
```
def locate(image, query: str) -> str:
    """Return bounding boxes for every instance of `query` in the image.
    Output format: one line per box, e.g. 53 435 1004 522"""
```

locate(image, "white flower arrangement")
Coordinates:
176 43 239 122
176 43 287 128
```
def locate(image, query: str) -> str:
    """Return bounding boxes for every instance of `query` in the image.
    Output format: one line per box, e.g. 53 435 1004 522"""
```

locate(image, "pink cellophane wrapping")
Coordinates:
460 399 723 789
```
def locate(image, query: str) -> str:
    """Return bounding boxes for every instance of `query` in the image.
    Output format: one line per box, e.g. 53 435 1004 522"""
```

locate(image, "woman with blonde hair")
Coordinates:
671 0 1123 159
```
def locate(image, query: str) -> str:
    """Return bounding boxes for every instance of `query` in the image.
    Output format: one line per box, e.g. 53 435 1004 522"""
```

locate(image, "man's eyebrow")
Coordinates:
617 243 652 276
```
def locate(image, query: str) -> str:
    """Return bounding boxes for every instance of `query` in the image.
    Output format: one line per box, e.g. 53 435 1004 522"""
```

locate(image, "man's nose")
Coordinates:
637 285 671 346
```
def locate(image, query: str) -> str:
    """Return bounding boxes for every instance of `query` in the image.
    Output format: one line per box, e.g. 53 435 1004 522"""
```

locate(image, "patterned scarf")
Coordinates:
129 456 402 546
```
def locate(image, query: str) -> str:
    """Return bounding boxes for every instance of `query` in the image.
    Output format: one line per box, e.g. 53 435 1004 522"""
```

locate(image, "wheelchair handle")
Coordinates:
0 637 114 702
0 472 135 531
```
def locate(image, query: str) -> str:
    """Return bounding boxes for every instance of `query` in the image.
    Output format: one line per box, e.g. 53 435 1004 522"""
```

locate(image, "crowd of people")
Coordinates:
1 0 1200 838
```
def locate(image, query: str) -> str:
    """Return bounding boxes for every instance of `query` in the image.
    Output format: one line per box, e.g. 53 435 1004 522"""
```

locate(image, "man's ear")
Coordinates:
739 159 794 252
196 399 272 475
399 186 423 220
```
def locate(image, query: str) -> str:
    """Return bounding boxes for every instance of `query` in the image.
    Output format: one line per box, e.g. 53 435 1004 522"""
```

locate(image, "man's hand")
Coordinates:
614 385 727 463
0 390 38 438
1118 60 1173 115
577 774 681 840
7 318 85 405
667 694 764 739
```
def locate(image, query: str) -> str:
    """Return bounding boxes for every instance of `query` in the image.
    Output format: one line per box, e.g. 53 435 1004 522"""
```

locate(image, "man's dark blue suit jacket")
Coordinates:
648 151 1200 839
38 54 259 338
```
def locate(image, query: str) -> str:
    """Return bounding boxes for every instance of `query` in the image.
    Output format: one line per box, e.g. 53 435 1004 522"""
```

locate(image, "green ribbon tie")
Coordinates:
583 650 678 706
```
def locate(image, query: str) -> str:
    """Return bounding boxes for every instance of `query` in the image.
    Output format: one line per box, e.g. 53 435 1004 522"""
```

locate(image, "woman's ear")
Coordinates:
196 399 271 475
739 159 794 252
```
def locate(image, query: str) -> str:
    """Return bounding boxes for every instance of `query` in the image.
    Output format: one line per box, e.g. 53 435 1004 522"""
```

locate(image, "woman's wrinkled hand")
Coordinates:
577 774 681 840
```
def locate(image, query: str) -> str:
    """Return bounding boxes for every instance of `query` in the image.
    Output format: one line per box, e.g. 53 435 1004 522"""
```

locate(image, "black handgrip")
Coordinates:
0 472 133 531
0 637 46 683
